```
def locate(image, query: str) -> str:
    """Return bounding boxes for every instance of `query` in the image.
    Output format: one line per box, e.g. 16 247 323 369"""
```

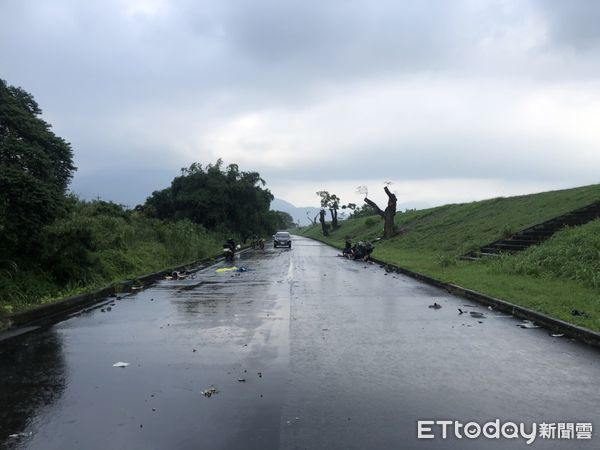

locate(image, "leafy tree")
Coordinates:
316 191 341 228
144 159 275 237
272 210 295 229
0 79 76 256
349 203 375 218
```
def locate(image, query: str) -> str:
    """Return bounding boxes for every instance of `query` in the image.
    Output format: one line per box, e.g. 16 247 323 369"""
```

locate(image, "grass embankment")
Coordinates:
0 205 223 318
301 184 600 332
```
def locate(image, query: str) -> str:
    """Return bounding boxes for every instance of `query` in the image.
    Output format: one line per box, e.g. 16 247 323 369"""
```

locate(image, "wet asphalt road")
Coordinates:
0 236 599 450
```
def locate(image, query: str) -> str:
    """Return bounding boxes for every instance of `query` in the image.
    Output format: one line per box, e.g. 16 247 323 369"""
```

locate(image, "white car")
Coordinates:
273 231 292 248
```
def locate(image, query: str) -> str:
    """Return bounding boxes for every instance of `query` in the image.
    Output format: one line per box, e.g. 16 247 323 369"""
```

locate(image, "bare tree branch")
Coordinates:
364 197 384 217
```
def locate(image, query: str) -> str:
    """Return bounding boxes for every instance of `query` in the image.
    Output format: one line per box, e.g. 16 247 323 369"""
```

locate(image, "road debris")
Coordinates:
112 362 130 368
201 386 219 398
8 432 33 439
428 302 442 309
238 378 246 382
469 312 485 318
551 333 565 338
518 320 541 329
215 266 251 273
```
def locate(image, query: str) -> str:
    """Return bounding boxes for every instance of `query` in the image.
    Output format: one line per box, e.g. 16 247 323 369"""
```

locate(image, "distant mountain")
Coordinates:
271 198 320 226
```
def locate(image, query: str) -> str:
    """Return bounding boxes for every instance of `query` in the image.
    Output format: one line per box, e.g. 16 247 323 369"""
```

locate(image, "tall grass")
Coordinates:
0 209 224 315
493 219 600 289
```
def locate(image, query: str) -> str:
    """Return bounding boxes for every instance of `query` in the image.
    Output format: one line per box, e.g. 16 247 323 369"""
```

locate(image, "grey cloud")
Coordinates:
2 0 599 207
535 0 600 50
215 0 463 77
260 134 600 185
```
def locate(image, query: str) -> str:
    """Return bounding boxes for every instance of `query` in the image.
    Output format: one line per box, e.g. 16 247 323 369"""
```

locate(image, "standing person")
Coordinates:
343 238 352 257
227 238 236 253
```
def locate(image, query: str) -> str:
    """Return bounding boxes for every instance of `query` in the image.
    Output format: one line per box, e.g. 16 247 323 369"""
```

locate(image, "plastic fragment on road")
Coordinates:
216 266 252 273
8 432 32 439
518 320 541 329
238 378 246 382
113 362 130 368
551 333 565 337
201 386 219 398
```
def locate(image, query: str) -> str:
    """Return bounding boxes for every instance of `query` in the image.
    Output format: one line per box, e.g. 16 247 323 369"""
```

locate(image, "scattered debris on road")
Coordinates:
8 432 33 439
469 312 485 318
112 362 130 368
428 302 442 309
551 333 565 338
518 320 541 329
201 386 219 398
215 266 251 273
238 378 246 382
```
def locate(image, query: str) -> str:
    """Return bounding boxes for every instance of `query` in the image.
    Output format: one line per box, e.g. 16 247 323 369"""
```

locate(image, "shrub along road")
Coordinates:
0 237 598 449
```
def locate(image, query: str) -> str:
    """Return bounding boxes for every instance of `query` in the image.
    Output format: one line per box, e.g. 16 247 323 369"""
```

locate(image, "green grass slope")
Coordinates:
301 183 600 331
0 213 223 317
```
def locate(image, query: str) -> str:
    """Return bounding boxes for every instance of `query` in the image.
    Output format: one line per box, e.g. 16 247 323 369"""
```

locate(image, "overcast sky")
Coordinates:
1 0 599 209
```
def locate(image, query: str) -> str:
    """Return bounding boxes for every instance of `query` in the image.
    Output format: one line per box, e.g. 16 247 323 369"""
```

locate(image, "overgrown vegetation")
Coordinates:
495 220 600 290
0 80 288 316
0 199 224 315
301 183 600 331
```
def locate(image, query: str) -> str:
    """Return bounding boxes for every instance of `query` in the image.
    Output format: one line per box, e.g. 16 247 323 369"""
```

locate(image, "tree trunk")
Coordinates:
319 209 329 236
364 186 397 239
329 208 338 229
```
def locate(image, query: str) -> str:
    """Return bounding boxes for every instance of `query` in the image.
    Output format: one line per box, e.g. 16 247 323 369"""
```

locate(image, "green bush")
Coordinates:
365 217 380 227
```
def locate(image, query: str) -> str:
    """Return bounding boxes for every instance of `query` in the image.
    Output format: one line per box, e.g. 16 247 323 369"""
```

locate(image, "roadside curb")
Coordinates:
303 234 600 349
0 247 251 345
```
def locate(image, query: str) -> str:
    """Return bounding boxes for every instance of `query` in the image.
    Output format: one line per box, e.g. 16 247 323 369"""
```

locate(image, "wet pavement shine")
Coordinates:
0 236 599 449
